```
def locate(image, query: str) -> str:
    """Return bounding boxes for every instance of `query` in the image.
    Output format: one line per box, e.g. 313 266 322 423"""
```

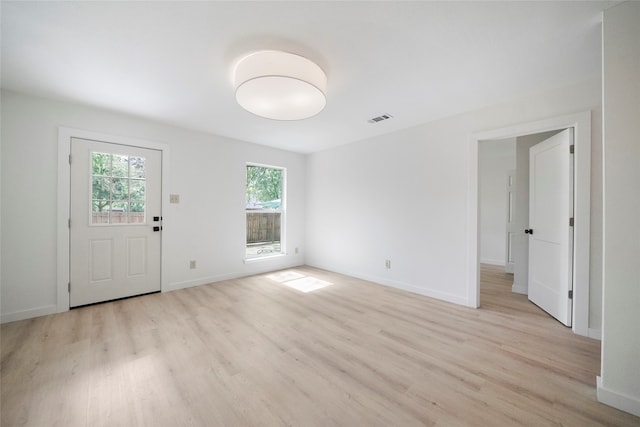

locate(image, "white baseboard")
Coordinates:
588 327 602 340
166 272 242 292
512 282 528 295
597 376 640 417
1 304 58 324
3 260 305 323
165 261 305 292
306 261 470 307
479 258 505 266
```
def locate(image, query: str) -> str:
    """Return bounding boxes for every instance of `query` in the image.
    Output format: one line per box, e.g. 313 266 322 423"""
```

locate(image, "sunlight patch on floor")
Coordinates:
266 270 333 293
267 271 306 283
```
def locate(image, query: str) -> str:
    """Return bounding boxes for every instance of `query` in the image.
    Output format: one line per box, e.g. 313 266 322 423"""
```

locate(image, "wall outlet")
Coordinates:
170 194 180 204
385 259 391 269
189 260 196 269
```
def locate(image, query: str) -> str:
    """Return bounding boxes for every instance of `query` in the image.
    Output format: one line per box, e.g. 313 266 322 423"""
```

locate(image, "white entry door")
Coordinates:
527 128 573 326
70 138 162 307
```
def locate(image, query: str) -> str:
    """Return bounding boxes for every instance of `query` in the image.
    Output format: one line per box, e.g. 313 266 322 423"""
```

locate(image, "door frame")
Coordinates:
467 111 591 337
57 127 170 313
505 168 516 274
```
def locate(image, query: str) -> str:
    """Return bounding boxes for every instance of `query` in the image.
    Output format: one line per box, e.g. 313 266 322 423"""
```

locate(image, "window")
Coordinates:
91 152 146 224
246 164 285 258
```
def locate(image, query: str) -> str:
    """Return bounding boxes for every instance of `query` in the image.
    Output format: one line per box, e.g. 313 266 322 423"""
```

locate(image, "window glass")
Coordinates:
91 152 146 224
246 164 285 257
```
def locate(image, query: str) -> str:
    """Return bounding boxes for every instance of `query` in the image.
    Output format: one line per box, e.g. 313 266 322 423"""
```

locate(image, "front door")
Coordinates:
70 138 162 307
527 128 573 326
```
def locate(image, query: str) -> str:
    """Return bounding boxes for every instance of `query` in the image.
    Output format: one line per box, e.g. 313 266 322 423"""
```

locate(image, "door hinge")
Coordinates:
568 290 573 299
68 282 71 293
69 154 72 164
68 218 71 228
569 217 574 227
569 145 575 154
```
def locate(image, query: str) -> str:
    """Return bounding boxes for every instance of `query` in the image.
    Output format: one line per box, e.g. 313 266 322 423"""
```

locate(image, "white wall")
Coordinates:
306 77 603 324
0 90 306 322
478 139 515 266
598 1 640 416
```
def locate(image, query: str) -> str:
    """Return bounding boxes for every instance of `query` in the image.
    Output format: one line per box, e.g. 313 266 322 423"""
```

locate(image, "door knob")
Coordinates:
524 229 533 234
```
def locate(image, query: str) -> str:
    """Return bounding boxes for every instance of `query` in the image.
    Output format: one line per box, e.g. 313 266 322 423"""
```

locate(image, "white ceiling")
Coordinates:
1 1 612 153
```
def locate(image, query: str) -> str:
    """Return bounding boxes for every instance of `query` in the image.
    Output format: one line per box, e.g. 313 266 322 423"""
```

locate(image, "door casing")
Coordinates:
505 169 516 274
57 127 170 313
468 111 591 337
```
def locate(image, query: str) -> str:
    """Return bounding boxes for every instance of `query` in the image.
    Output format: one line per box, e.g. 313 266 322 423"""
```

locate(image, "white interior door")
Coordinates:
70 138 162 307
527 128 573 326
505 169 516 274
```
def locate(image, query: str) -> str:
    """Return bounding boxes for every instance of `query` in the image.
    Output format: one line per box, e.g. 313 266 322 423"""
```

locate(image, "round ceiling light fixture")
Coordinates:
234 50 327 120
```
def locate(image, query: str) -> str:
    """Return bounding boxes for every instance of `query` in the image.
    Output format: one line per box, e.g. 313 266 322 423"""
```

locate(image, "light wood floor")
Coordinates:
2 264 638 426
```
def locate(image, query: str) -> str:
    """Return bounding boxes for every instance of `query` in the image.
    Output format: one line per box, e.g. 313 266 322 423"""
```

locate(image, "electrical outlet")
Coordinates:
189 260 196 269
170 194 180 204
385 259 391 269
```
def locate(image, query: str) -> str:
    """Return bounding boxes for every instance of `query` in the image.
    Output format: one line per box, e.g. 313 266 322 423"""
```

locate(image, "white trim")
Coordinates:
588 327 602 340
468 111 591 337
166 273 242 292
166 258 305 292
57 133 72 312
57 127 170 313
597 376 640 417
308 261 469 306
244 253 287 263
1 304 58 324
511 283 528 295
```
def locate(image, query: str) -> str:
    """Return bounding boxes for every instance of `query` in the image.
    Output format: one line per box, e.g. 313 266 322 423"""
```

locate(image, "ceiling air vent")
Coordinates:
368 114 393 124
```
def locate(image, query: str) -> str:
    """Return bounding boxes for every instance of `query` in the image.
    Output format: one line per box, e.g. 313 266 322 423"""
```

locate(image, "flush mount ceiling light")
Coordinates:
234 50 327 120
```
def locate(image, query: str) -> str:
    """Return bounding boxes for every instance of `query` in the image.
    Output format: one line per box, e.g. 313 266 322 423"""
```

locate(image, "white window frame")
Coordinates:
245 162 286 260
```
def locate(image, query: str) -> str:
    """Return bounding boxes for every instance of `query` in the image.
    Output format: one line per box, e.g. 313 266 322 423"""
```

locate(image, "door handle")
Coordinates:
524 229 533 234
153 226 162 232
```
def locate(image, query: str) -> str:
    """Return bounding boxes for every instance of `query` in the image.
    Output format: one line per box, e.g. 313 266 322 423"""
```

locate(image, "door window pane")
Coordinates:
111 154 129 177
92 177 110 200
92 200 110 224
129 157 145 178
111 178 129 200
91 152 146 224
92 153 111 176
130 180 145 204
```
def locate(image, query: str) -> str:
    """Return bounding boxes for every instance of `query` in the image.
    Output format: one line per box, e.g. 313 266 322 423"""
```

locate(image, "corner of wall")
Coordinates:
597 377 640 417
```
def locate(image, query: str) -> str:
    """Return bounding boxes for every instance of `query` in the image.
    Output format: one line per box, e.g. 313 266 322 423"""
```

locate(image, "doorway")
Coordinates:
468 111 591 336
69 138 162 306
57 128 170 312
479 129 573 326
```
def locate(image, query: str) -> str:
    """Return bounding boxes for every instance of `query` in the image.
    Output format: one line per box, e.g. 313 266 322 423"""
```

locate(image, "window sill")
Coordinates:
244 253 286 264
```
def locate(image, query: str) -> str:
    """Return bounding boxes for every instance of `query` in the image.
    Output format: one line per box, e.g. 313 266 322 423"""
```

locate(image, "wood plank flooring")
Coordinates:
1 264 638 426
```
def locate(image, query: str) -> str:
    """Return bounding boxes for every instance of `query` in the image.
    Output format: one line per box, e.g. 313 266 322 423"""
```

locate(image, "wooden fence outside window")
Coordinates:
246 211 281 244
